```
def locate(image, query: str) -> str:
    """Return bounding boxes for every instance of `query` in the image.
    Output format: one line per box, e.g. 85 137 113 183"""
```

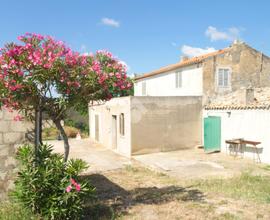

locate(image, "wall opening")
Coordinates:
119 113 125 136
112 115 117 149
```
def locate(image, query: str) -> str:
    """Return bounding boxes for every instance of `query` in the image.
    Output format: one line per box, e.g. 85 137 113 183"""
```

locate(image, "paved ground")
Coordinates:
47 138 267 179
46 139 131 173
133 148 267 179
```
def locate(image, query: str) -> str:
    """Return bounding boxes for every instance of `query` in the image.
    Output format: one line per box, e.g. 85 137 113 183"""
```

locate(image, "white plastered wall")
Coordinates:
135 65 203 96
89 97 132 157
203 109 270 164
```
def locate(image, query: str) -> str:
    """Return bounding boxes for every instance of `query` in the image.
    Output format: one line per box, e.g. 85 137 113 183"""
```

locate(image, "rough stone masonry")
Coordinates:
0 109 32 200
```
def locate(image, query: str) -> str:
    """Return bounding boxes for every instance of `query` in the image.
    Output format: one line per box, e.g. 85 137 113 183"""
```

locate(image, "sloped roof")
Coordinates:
135 48 229 81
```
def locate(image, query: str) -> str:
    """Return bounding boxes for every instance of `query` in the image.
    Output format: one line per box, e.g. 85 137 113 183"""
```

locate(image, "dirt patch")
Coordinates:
134 148 270 179
83 165 270 220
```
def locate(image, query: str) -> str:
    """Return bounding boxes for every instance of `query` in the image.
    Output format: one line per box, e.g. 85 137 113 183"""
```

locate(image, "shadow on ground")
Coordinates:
82 174 205 219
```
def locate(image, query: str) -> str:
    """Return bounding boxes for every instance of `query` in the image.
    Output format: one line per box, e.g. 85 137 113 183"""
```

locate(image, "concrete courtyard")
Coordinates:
47 138 268 179
47 139 131 173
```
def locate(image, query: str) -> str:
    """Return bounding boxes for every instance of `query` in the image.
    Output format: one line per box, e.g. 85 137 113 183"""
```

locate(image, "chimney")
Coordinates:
239 88 254 105
232 39 244 47
180 55 189 62
246 88 254 105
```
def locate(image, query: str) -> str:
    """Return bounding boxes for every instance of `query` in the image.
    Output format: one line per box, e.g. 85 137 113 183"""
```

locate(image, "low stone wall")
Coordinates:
0 110 32 200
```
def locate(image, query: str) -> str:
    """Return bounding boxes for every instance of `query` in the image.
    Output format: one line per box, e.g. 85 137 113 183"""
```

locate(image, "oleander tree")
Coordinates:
0 33 133 161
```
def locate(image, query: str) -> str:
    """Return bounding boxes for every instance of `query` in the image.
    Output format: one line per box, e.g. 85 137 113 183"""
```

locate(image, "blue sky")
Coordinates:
0 0 270 75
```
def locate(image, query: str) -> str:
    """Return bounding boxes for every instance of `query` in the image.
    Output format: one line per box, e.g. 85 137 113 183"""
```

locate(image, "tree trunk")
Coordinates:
54 119 70 162
34 107 42 155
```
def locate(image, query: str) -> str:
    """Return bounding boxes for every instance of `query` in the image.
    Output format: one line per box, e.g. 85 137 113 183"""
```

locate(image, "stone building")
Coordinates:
90 41 270 163
134 40 270 105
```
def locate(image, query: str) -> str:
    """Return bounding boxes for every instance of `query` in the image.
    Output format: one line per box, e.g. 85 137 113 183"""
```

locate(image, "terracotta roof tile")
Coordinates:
204 104 270 110
135 48 229 81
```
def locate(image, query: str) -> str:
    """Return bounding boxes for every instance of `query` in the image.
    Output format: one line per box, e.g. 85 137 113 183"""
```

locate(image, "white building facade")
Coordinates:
203 108 270 164
135 64 203 97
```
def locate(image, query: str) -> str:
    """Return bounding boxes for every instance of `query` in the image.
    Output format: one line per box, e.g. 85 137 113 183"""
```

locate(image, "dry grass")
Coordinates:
2 165 270 219
64 126 79 138
192 172 270 203
0 201 40 220
42 126 88 140
84 165 270 220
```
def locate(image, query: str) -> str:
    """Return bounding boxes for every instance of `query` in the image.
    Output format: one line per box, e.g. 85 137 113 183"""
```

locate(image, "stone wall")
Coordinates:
203 42 270 105
0 110 32 200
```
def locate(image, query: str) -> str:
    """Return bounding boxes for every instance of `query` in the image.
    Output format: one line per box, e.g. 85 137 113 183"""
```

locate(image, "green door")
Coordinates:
204 116 221 152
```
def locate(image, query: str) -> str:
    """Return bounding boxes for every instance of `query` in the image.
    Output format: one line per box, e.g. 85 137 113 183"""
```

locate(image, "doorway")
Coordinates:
95 115 99 141
204 116 221 152
112 115 117 149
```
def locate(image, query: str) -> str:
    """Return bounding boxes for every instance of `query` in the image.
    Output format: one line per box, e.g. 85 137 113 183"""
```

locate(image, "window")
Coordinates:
217 68 230 87
175 71 182 88
119 113 125 136
142 81 146 95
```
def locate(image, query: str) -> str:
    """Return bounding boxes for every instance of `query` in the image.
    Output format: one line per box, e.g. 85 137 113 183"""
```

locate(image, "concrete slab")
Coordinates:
133 148 266 179
45 139 131 173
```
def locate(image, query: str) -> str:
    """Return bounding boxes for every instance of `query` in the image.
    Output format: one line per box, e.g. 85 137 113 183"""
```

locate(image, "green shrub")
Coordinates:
64 119 89 135
12 144 95 220
42 127 59 140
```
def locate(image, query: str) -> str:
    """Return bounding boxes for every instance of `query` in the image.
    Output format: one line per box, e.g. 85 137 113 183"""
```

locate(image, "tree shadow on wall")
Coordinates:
82 174 205 220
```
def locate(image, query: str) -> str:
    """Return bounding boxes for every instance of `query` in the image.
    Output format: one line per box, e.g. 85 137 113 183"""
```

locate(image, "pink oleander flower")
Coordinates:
69 178 81 192
66 185 72 193
13 115 23 121
115 72 121 79
70 178 76 185
75 184 81 192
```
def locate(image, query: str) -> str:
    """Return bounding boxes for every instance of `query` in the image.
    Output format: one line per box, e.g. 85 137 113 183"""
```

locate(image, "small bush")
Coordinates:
43 125 82 140
42 127 59 140
64 126 80 138
65 119 89 135
12 144 95 220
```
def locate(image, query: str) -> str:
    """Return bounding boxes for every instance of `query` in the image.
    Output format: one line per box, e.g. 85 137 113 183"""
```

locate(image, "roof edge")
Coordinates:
204 104 270 110
135 48 229 81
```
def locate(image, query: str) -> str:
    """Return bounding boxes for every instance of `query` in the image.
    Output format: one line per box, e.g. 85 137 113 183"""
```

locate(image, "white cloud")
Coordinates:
101 17 120 28
205 26 241 42
181 45 216 57
80 44 87 52
119 60 130 71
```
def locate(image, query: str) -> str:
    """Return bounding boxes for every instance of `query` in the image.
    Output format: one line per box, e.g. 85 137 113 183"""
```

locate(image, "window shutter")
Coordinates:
178 72 182 87
175 72 179 88
175 71 182 88
218 69 224 86
223 69 229 86
142 82 146 95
